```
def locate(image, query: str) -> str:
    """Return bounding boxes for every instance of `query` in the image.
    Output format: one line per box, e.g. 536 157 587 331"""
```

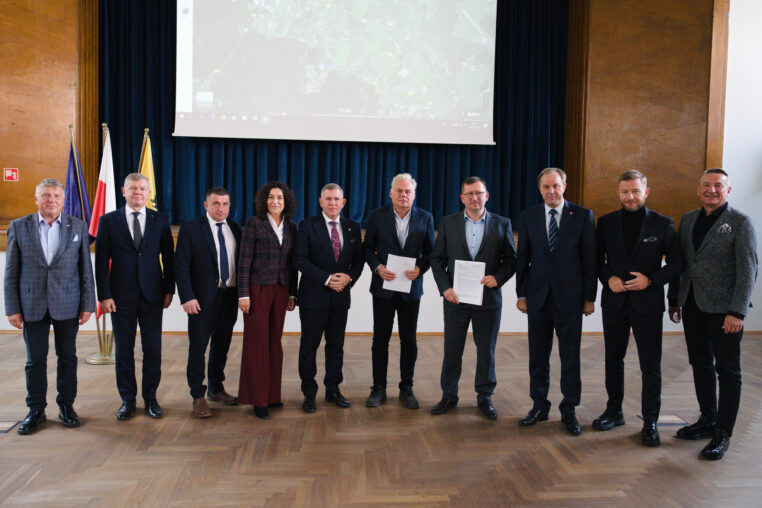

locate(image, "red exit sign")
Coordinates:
4 168 19 181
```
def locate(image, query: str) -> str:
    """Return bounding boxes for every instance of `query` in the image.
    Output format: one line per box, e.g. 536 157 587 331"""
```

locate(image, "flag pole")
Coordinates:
86 122 115 365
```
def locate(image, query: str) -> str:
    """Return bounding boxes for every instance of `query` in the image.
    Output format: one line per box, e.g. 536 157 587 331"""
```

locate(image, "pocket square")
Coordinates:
718 223 732 234
73 234 80 242
642 236 658 243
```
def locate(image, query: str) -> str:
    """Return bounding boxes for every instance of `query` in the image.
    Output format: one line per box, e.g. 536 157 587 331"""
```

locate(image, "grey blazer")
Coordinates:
431 210 517 310
673 206 758 316
4 213 95 321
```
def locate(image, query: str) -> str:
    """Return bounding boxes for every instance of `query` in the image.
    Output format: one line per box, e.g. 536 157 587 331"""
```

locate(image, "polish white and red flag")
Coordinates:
89 128 117 317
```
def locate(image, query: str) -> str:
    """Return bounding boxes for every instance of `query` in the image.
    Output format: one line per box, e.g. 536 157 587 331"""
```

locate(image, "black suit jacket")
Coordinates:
174 215 242 309
516 201 597 313
431 211 517 310
95 207 175 304
363 204 435 301
597 207 681 313
293 214 364 311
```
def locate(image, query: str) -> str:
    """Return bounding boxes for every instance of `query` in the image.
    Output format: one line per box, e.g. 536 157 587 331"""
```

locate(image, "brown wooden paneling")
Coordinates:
77 0 99 202
0 1 79 224
565 0 728 224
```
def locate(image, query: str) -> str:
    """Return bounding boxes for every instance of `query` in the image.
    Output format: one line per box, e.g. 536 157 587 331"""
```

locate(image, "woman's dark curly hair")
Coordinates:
255 181 297 220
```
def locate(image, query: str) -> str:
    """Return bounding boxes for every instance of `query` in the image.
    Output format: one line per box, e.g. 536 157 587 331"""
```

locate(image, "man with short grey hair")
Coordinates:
5 178 95 434
363 173 435 409
95 172 175 421
668 168 758 460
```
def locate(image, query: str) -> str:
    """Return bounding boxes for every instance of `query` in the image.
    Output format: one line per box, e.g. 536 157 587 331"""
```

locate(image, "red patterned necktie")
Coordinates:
330 221 341 261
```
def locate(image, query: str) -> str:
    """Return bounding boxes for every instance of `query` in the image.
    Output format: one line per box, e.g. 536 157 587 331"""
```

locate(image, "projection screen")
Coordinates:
174 0 497 145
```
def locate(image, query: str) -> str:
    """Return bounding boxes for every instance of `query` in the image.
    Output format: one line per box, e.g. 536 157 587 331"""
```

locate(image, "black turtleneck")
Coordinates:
622 205 646 255
693 202 728 251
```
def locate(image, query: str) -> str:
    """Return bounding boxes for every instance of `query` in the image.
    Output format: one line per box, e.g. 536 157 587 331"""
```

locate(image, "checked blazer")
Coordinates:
237 215 298 297
4 213 95 321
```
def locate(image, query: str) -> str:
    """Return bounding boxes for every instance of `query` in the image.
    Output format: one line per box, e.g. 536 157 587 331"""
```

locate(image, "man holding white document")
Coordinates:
430 177 517 420
363 174 435 409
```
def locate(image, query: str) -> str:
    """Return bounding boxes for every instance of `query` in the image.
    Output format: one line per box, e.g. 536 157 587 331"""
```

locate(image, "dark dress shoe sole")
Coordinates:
145 409 163 419
676 429 714 440
302 404 316 413
17 415 46 435
400 398 420 410
592 418 625 431
326 396 351 408
641 436 660 447
518 414 548 426
365 398 385 408
59 416 81 428
268 402 284 408
430 401 458 415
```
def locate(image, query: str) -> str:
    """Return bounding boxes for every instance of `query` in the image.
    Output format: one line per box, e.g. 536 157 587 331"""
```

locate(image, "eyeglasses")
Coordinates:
461 191 486 198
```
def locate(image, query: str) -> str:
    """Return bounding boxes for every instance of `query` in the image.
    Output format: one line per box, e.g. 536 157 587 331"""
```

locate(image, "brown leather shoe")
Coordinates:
207 390 238 405
192 397 212 418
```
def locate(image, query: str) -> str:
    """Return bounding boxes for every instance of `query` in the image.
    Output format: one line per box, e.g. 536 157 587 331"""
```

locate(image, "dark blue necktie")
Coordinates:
548 209 558 253
216 222 229 287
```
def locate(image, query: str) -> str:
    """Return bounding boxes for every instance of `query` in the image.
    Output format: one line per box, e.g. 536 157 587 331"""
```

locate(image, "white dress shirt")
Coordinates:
544 200 565 239
126 206 146 240
268 213 284 245
393 207 411 249
207 213 237 288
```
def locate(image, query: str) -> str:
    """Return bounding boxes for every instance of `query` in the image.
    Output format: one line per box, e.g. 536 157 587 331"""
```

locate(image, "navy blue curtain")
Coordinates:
100 0 568 227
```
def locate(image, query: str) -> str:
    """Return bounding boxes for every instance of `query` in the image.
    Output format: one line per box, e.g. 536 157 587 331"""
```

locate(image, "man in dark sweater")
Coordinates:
593 170 681 446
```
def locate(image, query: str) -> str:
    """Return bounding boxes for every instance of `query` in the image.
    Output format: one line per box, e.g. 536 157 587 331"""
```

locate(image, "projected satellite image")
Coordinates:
191 0 495 122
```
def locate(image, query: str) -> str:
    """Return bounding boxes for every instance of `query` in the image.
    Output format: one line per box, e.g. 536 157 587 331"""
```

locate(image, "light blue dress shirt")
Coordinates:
464 210 486 260
38 213 62 264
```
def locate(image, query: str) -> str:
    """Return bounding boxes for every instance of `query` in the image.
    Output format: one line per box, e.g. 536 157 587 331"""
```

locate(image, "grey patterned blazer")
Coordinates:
4 213 95 321
673 206 758 316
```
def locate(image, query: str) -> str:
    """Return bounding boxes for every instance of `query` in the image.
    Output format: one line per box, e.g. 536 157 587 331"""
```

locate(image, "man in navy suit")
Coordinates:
363 173 435 409
593 170 681 447
294 183 364 412
95 173 175 421
4 178 95 434
516 167 597 435
175 187 241 418
430 176 517 420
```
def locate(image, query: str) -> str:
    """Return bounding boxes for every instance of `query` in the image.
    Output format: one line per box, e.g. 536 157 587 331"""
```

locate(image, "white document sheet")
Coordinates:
453 260 486 306
382 254 417 293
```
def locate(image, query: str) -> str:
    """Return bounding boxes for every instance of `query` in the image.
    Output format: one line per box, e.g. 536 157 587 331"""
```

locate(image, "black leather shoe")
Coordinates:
518 409 548 427
399 387 420 409
641 422 660 447
326 391 351 408
478 398 498 420
430 397 458 415
253 406 269 419
592 410 625 431
268 402 284 408
302 395 316 413
17 409 46 435
676 415 716 440
58 403 81 428
145 400 163 419
562 413 582 435
365 386 387 407
701 429 730 460
116 400 136 421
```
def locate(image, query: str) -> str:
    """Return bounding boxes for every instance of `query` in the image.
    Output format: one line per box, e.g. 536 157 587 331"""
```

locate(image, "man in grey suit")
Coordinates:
669 168 758 460
430 176 517 419
4 178 95 435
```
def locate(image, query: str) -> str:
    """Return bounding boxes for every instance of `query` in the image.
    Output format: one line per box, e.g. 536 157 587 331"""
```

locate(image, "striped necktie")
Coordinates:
548 209 558 253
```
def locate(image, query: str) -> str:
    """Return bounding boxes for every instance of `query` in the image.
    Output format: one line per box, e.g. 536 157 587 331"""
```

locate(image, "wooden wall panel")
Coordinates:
566 0 728 223
0 0 98 248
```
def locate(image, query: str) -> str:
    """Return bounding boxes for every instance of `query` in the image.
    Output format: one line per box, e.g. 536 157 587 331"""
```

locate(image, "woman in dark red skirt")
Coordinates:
237 181 298 419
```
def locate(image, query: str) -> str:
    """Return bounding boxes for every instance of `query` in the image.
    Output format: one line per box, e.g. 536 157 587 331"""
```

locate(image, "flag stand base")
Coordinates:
86 352 115 365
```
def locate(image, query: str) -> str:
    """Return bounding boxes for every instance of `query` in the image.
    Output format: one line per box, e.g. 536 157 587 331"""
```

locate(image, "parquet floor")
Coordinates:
1 331 761 507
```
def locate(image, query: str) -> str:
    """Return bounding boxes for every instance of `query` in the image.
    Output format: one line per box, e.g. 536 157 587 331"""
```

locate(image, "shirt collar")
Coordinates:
38 212 61 225
703 202 728 218
206 213 226 227
267 213 284 230
544 199 565 216
463 209 487 224
393 207 412 221
322 212 341 225
127 205 146 216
